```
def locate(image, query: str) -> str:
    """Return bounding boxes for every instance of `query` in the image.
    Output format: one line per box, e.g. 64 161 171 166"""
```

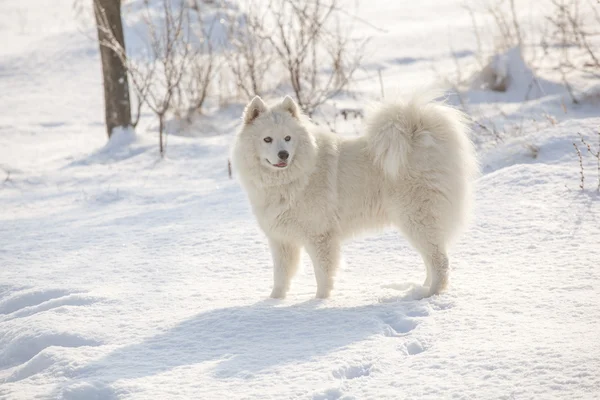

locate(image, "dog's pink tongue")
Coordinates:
275 162 287 167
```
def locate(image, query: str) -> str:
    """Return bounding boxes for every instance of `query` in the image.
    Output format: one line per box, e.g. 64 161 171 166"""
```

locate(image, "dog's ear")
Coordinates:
281 95 300 119
243 96 267 124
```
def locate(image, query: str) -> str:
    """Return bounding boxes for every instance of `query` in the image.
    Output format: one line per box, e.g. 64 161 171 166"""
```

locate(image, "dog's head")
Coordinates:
232 96 317 188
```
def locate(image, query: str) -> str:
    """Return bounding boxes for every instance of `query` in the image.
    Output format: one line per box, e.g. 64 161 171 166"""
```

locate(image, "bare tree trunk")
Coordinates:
94 0 131 138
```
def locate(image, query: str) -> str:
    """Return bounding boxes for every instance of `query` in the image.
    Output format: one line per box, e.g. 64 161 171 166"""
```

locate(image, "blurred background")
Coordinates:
1 0 599 163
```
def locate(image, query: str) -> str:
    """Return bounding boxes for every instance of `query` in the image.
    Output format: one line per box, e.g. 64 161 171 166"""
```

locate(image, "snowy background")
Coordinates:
1 0 600 399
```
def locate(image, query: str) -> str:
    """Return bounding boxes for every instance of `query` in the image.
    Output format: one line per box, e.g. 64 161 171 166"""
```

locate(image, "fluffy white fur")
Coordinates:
232 93 477 299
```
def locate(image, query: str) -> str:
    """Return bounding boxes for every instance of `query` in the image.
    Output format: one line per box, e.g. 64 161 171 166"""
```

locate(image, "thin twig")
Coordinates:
573 141 584 190
578 131 600 191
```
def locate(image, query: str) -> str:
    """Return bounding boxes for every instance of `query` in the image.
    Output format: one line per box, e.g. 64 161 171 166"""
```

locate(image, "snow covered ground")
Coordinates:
1 0 600 399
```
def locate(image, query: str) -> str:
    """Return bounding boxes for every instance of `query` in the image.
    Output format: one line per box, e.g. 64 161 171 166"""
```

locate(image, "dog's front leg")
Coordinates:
268 238 301 299
306 233 340 299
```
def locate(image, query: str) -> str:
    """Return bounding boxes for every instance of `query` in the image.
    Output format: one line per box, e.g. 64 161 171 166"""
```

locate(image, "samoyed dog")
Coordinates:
232 93 477 299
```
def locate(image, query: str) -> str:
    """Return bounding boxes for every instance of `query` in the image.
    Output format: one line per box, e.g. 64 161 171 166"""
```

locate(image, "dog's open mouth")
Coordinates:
268 160 288 168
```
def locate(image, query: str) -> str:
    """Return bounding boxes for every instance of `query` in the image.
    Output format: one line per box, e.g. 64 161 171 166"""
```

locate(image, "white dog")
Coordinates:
232 93 477 299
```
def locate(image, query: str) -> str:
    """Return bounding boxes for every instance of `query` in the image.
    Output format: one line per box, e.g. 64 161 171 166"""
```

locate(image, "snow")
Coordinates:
1 0 600 399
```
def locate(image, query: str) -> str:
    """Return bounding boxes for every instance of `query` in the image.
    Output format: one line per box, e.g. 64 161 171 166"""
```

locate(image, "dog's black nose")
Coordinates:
278 150 289 160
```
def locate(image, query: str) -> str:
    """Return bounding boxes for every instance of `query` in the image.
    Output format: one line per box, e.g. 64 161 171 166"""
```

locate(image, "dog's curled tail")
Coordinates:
365 92 475 180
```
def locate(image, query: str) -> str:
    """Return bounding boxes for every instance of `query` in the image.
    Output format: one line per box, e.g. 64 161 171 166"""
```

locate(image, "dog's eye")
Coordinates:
263 137 272 143
284 136 291 142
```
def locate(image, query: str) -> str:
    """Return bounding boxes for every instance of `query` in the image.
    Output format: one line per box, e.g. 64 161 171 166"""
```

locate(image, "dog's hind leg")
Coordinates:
305 233 340 299
269 239 301 299
393 198 451 297
403 228 450 297
419 244 449 295
423 262 433 287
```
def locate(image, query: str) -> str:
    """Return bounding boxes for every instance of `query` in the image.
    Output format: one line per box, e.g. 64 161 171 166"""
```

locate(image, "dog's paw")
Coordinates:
409 285 431 300
315 287 331 299
427 275 448 297
270 287 287 299
380 283 430 301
